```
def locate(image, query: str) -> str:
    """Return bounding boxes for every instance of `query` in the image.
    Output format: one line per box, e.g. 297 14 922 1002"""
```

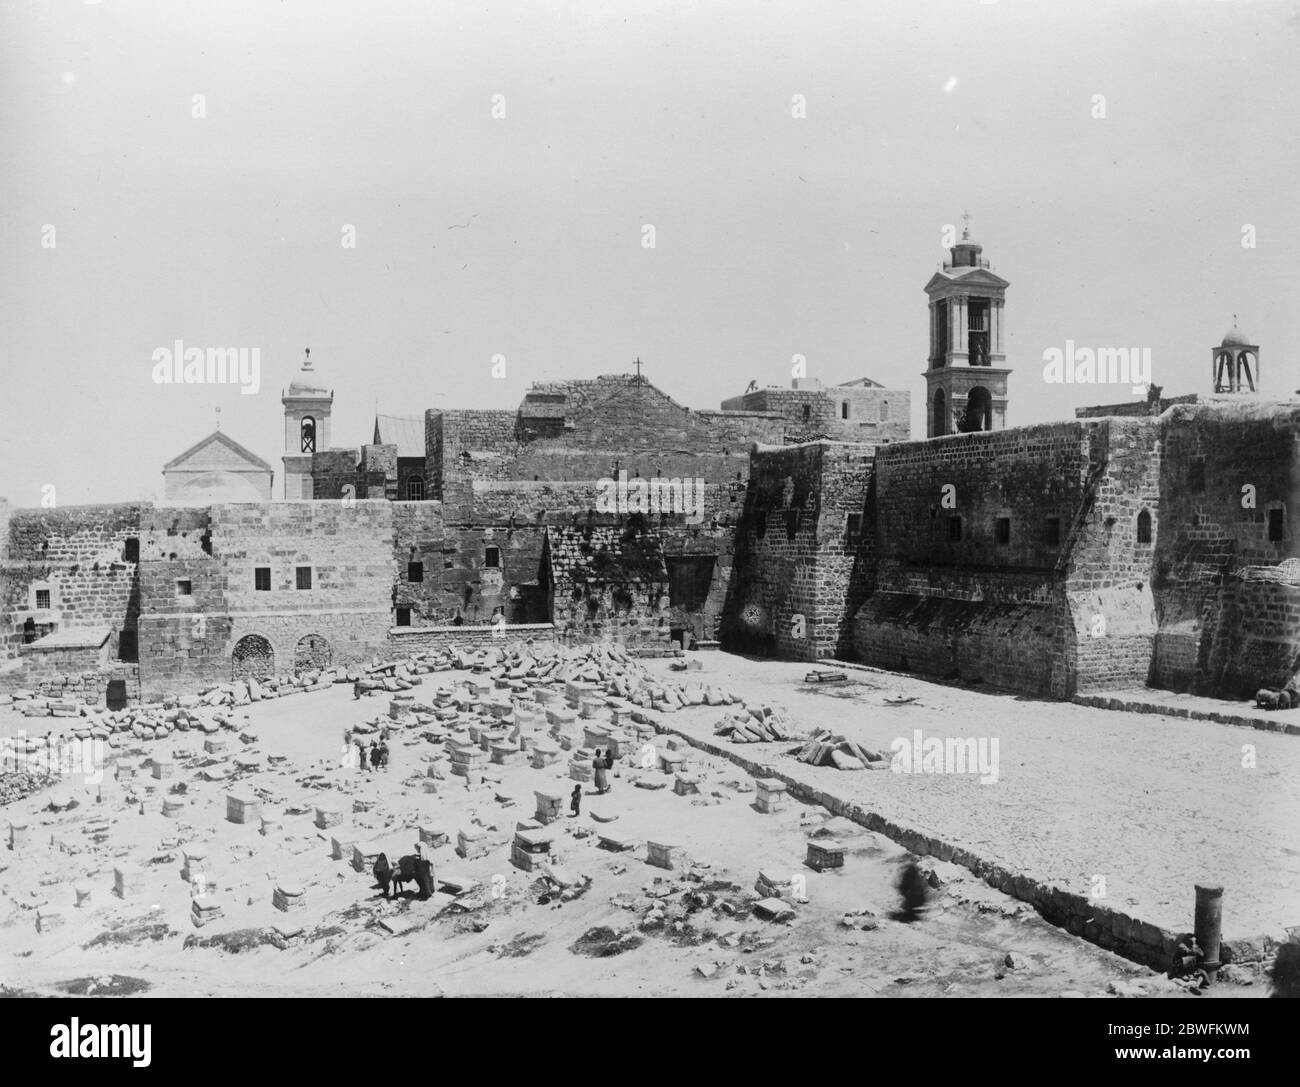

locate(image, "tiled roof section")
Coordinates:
373 414 425 459
546 525 668 586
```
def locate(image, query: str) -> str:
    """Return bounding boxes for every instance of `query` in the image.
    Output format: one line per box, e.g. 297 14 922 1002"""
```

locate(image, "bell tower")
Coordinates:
923 215 1011 437
1211 319 1259 394
281 349 333 499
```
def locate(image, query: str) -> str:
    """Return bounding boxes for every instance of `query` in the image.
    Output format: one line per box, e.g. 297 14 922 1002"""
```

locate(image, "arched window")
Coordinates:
1136 509 1152 544
407 475 424 501
879 400 889 422
841 402 850 420
300 416 316 453
932 389 947 436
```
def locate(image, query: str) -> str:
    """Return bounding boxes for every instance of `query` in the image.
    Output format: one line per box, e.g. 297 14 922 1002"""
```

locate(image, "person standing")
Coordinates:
592 750 609 794
414 843 434 901
569 784 583 817
357 740 369 772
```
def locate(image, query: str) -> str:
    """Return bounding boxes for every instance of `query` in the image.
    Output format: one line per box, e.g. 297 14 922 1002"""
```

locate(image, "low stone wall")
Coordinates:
1072 692 1300 736
387 623 557 653
0 664 140 707
657 722 1276 973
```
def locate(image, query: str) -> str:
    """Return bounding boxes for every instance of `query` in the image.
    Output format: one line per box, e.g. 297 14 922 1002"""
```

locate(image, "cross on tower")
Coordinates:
632 357 644 383
303 347 312 370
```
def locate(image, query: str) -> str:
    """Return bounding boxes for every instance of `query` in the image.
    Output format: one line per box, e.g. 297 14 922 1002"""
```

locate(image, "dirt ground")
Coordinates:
0 656 1279 998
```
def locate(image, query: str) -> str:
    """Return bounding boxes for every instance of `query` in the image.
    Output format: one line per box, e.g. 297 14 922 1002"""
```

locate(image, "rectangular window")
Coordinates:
254 567 271 592
407 478 424 501
176 580 192 596
846 513 863 544
408 561 424 582
995 517 1010 545
123 538 140 563
395 607 411 627
1268 508 1284 542
295 567 312 590
484 546 501 568
35 589 51 609
802 405 811 421
1188 457 1206 493
948 516 962 542
117 630 138 663
1046 517 1062 547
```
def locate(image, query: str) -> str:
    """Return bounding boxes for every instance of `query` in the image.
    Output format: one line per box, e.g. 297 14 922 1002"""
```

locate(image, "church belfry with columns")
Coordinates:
281 349 334 499
923 217 1012 437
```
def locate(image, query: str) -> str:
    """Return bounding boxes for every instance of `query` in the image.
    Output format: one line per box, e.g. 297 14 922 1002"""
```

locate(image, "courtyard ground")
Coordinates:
0 651 1289 998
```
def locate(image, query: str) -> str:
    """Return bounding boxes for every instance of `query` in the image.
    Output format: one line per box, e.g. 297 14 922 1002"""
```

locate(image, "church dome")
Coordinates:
287 352 331 397
1220 326 1251 348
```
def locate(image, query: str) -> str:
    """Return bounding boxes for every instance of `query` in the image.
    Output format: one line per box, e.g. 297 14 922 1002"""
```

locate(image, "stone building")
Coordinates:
162 430 275 503
721 376 909 445
2 232 1296 707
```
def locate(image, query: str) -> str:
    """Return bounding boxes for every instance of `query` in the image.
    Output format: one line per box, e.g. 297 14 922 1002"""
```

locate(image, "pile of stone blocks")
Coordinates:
191 897 224 927
418 825 449 849
114 864 143 898
161 797 186 819
530 741 561 769
448 740 487 781
226 793 261 825
646 840 686 870
673 773 699 796
8 821 30 851
534 791 564 825
805 839 846 872
273 884 306 912
314 805 343 830
754 778 788 814
181 847 208 884
511 824 554 872
456 827 490 860
489 741 522 766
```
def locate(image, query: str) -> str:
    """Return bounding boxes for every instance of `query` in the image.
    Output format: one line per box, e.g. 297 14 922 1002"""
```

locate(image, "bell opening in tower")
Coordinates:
933 300 949 367
968 299 990 366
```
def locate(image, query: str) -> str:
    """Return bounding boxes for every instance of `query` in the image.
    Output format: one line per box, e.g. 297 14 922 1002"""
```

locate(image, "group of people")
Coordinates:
343 726 391 772
371 841 435 900
567 748 618 817
592 747 615 794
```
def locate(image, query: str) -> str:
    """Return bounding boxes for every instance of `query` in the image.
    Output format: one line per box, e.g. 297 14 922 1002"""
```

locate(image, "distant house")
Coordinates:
162 430 275 503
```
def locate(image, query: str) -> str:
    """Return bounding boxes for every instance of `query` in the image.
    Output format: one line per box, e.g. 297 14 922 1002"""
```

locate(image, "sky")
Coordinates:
1 0 1297 507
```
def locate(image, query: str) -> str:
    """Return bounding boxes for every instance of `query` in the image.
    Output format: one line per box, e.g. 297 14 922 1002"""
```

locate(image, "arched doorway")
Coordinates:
965 386 993 431
232 634 275 680
294 633 331 673
932 389 947 436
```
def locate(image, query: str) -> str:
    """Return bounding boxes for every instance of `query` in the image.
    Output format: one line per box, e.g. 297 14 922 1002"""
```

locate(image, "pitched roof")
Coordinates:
162 430 274 472
373 414 426 458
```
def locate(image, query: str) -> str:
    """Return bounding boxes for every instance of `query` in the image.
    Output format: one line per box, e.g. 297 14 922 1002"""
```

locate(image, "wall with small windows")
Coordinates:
0 503 145 665
852 419 1162 696
1150 403 1300 696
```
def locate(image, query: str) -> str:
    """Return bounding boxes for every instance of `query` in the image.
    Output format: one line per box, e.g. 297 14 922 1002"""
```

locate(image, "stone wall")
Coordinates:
1151 403 1300 696
722 441 876 661
721 383 910 445
851 420 1161 697
0 503 144 664
136 501 395 699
